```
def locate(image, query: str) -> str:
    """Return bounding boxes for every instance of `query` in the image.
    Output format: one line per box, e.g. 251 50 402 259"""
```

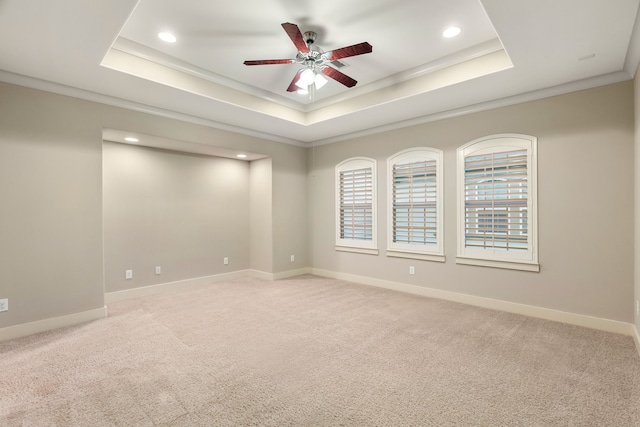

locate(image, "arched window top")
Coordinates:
456 134 539 272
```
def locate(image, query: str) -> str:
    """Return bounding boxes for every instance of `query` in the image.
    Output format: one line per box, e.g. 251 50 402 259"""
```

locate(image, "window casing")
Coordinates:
387 148 444 262
335 157 378 254
456 134 539 271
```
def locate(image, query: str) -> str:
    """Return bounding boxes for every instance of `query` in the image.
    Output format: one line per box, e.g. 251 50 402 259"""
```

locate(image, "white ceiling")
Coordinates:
0 0 639 147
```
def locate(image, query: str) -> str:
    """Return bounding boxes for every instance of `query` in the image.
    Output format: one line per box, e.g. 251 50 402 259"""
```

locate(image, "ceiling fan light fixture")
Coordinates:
314 72 328 89
296 68 316 88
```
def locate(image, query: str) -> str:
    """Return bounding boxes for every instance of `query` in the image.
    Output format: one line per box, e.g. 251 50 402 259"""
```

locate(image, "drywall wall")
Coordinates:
103 142 250 292
250 158 273 274
0 81 307 331
635 71 640 334
0 83 104 327
308 81 634 322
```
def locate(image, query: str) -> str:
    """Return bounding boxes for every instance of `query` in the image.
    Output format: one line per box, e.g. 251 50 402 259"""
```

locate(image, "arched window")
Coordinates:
457 134 539 271
335 157 378 254
387 148 444 262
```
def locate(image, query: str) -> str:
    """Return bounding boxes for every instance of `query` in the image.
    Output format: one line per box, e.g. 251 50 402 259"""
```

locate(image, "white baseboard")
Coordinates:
311 268 635 337
106 268 313 303
250 268 312 281
105 270 251 303
273 268 312 280
0 306 107 342
249 269 274 280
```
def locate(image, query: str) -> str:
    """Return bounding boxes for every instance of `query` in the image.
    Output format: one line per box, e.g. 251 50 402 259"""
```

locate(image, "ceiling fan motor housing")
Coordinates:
303 31 317 45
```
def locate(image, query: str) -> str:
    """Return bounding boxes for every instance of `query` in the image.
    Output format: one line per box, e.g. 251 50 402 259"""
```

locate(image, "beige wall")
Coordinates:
103 142 251 292
0 83 104 327
0 82 307 330
308 81 635 322
635 72 640 333
0 77 635 332
250 158 273 273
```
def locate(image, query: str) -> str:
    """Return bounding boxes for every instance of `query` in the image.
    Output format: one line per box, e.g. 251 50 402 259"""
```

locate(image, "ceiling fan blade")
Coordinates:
324 42 372 61
321 67 357 88
287 69 304 92
282 22 310 53
244 59 294 66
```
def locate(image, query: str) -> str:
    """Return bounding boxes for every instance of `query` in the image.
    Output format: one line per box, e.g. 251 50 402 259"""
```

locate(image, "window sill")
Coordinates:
456 256 540 272
387 250 445 263
335 246 379 256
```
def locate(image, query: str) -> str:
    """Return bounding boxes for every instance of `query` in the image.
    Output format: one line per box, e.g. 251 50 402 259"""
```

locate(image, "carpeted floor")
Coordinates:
1 275 639 426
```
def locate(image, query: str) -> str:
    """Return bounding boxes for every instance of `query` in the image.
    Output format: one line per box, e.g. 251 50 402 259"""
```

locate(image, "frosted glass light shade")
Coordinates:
314 73 328 89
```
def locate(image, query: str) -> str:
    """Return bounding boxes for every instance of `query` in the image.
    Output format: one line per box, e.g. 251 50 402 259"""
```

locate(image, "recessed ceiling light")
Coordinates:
442 26 461 38
124 137 139 142
158 32 177 43
237 154 247 159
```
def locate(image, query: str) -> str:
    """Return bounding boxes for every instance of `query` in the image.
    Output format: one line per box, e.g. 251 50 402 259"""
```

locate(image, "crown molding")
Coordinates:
312 70 632 146
0 70 306 147
0 68 632 150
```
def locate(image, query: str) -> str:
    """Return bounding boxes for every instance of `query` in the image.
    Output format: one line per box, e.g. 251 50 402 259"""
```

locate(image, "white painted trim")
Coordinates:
335 246 380 255
105 270 250 303
250 268 313 281
0 70 305 147
456 257 540 272
249 270 275 281
313 71 631 146
0 306 107 342
273 268 313 280
311 268 634 336
387 250 446 263
0 69 630 147
633 324 640 358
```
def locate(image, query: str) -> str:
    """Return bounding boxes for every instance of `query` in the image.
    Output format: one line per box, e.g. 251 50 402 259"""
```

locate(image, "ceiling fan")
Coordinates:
243 22 373 92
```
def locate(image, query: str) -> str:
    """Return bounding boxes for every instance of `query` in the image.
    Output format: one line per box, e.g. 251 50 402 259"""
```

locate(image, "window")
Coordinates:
457 134 539 271
387 148 444 262
335 157 378 254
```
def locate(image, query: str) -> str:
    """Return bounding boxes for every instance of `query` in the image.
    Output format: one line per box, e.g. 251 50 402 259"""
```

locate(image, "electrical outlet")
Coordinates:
409 266 415 275
290 255 295 262
224 257 229 265
155 266 161 275
125 269 133 280
0 298 8 312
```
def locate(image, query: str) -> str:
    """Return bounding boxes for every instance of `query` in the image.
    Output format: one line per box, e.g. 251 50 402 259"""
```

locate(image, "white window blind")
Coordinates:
456 134 538 271
392 159 437 245
340 167 373 241
464 149 528 251
387 148 443 261
335 157 377 253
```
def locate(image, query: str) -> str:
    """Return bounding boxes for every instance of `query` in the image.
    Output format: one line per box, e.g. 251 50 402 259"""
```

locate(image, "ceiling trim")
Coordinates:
111 37 304 111
0 69 632 149
312 70 632 146
0 70 306 147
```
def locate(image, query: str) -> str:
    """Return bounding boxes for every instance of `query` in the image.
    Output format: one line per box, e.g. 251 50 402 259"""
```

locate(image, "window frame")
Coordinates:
456 134 539 272
335 157 378 255
387 147 444 262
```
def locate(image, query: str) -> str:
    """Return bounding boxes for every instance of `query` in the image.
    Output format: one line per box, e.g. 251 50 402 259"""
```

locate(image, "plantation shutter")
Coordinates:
464 149 528 251
392 159 437 245
340 167 373 241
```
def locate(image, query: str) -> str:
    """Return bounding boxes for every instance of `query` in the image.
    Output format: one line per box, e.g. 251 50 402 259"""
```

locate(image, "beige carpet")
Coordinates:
1 275 639 426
